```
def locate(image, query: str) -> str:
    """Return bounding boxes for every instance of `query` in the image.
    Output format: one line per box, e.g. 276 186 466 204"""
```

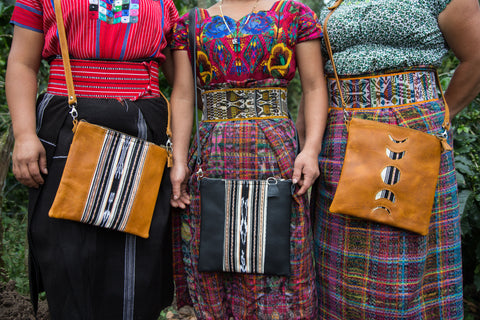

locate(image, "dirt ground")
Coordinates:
0 281 49 320
0 280 196 320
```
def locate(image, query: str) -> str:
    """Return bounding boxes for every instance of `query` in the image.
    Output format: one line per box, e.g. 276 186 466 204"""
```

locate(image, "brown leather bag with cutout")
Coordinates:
325 0 452 235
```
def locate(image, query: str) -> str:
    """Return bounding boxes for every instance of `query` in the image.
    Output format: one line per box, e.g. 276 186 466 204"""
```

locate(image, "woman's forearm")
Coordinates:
6 27 44 140
6 62 39 139
170 96 194 165
444 60 480 118
170 50 195 165
302 87 328 156
6 26 47 187
438 0 480 119
296 40 329 156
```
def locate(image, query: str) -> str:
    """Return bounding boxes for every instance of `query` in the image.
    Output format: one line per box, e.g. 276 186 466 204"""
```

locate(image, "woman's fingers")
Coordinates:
293 151 320 195
13 159 41 188
170 181 190 208
12 137 47 188
170 164 191 208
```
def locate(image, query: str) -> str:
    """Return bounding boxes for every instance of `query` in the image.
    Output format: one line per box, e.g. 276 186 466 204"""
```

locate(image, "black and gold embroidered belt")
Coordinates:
201 87 289 121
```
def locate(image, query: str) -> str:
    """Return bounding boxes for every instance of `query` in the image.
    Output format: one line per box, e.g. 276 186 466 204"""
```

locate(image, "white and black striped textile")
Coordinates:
81 130 149 231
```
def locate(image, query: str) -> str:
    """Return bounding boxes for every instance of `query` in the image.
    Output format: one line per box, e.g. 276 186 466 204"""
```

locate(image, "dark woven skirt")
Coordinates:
312 69 463 319
28 93 173 319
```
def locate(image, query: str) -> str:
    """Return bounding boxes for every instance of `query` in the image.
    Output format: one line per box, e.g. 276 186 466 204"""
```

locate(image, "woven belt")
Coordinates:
47 58 161 100
327 69 442 109
201 87 289 121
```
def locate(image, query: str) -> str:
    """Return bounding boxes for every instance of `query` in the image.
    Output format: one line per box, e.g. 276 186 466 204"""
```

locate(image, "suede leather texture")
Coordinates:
329 118 441 235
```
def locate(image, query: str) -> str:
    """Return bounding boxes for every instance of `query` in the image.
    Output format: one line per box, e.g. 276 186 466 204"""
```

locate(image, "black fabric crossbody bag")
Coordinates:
187 9 293 276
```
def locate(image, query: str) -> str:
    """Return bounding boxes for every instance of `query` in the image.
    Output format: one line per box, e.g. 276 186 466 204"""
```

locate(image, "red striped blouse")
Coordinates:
10 0 178 62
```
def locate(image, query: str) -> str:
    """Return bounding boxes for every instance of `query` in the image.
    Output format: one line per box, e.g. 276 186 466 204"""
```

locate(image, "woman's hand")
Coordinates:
170 162 191 209
292 149 320 195
11 133 47 188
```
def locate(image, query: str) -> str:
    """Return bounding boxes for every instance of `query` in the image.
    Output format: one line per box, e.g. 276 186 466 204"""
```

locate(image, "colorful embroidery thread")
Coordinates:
89 0 139 24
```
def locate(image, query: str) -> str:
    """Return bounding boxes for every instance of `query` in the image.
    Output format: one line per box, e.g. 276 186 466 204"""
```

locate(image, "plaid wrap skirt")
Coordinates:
172 117 317 319
312 68 463 319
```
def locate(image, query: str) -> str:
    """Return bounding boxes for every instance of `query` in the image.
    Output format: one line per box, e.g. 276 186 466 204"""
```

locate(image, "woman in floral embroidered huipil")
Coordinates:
169 0 328 318
303 0 480 318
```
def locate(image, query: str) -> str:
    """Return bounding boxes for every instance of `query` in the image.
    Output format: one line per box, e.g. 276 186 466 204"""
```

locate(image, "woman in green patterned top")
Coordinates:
299 0 480 318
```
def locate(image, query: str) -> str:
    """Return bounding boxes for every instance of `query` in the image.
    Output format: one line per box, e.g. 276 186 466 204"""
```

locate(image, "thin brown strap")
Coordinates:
434 71 451 130
159 90 173 167
158 90 172 138
53 0 76 106
322 0 450 131
322 0 348 123
327 0 343 10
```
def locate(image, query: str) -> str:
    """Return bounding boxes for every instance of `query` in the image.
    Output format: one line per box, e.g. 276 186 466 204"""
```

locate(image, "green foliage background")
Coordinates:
0 0 479 318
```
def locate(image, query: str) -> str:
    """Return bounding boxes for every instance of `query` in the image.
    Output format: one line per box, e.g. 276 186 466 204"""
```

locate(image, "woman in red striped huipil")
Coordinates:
6 0 178 318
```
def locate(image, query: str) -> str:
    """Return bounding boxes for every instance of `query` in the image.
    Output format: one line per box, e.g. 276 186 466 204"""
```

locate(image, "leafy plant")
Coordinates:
1 214 29 295
0 3 13 116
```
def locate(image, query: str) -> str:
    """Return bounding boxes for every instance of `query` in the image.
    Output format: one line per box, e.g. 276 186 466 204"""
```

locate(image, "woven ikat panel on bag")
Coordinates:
81 130 149 230
223 180 269 274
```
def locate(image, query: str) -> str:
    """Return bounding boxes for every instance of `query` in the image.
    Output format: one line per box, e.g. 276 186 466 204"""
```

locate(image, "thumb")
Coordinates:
171 180 181 200
292 161 303 185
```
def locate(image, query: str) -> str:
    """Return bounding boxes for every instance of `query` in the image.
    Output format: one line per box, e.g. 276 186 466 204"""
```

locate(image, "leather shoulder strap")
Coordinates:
53 0 76 106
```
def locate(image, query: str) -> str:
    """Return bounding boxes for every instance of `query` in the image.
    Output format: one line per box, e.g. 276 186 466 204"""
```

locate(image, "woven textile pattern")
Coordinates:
81 130 148 230
10 0 178 61
202 88 288 120
313 70 463 319
47 59 162 100
327 70 439 109
223 180 268 274
88 0 140 24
